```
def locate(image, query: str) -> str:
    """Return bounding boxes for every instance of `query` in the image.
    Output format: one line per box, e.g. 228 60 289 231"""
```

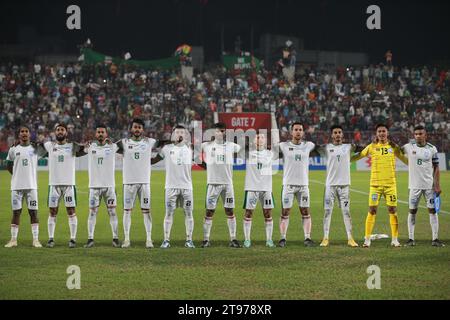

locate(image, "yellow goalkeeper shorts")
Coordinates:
369 185 398 207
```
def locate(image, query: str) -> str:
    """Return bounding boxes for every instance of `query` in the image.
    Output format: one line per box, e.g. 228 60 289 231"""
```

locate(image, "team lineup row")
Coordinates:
3 119 444 249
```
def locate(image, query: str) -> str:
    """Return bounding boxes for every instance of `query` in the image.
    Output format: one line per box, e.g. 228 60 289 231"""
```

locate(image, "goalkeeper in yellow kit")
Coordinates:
352 124 408 248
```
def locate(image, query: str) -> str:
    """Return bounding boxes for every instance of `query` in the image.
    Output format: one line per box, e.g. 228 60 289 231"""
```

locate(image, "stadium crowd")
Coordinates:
0 60 449 152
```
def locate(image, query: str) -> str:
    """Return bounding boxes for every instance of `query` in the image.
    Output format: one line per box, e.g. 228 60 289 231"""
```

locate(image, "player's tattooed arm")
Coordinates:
74 142 88 157
6 161 13 175
351 144 370 162
351 144 365 153
32 141 48 157
392 141 408 164
309 144 323 157
116 140 124 154
151 154 163 165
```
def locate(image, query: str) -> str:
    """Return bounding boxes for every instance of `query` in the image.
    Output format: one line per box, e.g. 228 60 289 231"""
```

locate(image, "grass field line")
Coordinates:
310 179 449 215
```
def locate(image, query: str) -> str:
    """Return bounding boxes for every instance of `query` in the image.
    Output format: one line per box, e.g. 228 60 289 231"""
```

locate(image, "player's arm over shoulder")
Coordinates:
351 143 371 162
73 142 88 157
310 142 324 157
6 147 15 174
392 141 408 164
151 145 166 165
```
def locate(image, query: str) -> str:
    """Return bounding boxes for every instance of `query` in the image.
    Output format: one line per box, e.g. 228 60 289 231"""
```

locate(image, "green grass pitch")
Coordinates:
0 170 449 300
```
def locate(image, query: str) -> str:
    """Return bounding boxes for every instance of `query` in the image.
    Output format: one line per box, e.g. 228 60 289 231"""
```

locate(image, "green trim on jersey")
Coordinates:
47 185 50 207
73 186 77 207
242 191 248 209
205 184 209 209
280 186 284 208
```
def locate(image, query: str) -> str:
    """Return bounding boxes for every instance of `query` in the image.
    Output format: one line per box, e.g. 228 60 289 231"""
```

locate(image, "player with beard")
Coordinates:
83 124 120 248
200 123 242 248
39 123 87 248
116 119 159 249
152 125 195 249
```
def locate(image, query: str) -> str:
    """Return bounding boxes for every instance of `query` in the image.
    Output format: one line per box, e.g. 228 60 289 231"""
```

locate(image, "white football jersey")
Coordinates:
44 141 76 186
279 141 315 186
86 142 118 188
324 144 352 186
7 145 38 190
244 149 274 192
403 142 439 189
159 143 193 190
121 138 156 185
202 141 240 185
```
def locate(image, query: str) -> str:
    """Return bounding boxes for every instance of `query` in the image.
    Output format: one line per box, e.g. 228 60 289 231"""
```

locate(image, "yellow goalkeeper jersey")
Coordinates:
356 142 406 186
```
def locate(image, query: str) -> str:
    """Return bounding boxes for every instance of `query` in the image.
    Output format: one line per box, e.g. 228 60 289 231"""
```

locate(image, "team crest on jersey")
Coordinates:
92 150 96 154
329 149 334 153
53 148 58 152
424 151 430 158
128 145 133 149
376 148 380 151
372 194 378 201
16 152 20 156
412 151 416 155
289 148 294 151
388 148 393 153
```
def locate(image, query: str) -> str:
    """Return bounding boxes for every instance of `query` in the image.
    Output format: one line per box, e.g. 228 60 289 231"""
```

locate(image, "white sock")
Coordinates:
68 215 78 240
107 207 118 239
11 224 19 240
164 214 174 241
185 214 194 241
87 208 98 240
342 208 353 240
265 219 273 241
323 209 332 239
243 218 252 241
31 223 39 240
203 217 213 241
280 216 289 239
123 210 131 242
302 215 312 240
408 213 416 240
430 213 439 241
143 211 152 241
227 215 237 240
48 216 56 239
